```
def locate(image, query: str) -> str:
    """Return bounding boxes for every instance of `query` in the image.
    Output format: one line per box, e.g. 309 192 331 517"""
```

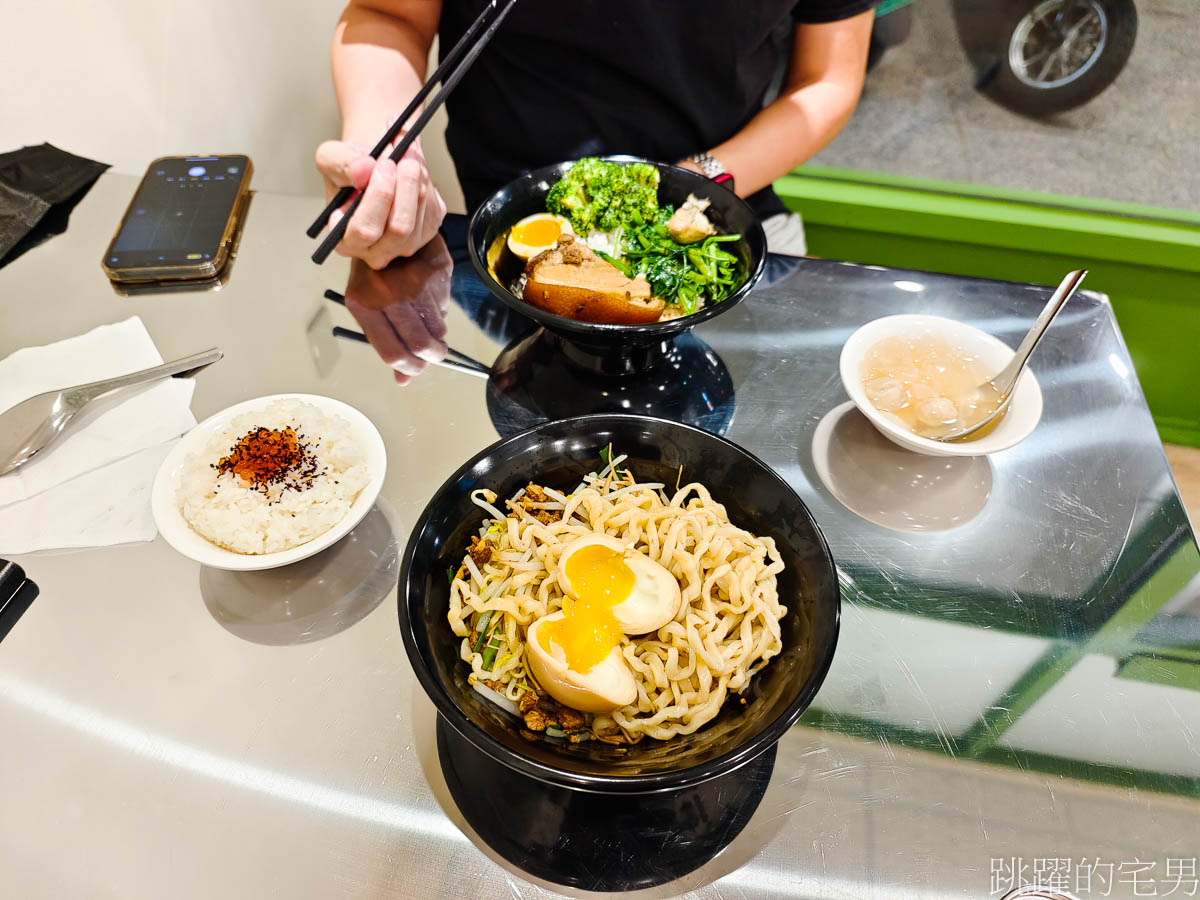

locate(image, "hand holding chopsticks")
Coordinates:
309 0 517 265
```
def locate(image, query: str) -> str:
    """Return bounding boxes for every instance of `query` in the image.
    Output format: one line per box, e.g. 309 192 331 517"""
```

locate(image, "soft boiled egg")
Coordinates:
507 212 573 261
524 534 682 713
526 612 637 713
556 533 682 635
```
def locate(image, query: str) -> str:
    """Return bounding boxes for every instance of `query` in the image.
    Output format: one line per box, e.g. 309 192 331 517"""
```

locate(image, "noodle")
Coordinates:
447 456 786 743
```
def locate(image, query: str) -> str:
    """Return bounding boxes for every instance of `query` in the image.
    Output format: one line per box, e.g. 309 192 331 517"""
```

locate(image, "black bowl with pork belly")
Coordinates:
398 414 839 794
467 157 767 354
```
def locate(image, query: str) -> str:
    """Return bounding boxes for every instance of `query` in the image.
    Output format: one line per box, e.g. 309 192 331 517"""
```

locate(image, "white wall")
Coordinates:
1 1 465 210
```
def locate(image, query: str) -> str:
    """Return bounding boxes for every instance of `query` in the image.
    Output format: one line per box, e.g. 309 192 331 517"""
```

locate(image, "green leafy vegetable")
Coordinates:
620 219 742 311
546 157 660 234
594 249 632 277
544 158 745 310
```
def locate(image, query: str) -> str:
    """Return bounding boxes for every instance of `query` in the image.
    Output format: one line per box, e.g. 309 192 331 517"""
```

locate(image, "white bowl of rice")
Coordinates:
152 394 386 570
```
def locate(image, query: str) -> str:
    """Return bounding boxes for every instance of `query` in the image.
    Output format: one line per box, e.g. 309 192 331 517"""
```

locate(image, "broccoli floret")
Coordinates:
545 164 596 233
625 162 660 190
545 158 661 234
577 157 613 189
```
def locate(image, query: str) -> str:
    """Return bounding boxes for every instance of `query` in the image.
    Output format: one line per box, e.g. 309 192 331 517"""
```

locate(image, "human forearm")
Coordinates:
687 10 874 196
319 0 447 266
708 78 865 195
332 0 441 145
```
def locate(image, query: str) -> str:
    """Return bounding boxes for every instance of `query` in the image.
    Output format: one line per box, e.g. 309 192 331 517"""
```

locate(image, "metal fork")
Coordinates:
0 348 222 476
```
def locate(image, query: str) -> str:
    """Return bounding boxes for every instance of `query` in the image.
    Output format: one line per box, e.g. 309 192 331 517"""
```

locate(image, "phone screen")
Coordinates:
105 156 249 269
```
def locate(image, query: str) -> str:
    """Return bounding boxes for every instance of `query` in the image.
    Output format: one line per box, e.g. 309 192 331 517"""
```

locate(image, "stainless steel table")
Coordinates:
1 174 1198 899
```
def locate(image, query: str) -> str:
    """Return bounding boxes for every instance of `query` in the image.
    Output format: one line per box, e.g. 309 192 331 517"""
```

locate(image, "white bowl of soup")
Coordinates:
839 314 1043 457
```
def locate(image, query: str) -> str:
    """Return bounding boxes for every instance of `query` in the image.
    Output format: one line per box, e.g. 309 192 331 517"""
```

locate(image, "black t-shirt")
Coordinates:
439 0 876 219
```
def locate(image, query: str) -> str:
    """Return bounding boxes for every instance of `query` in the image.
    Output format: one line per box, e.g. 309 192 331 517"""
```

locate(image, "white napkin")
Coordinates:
0 317 197 553
0 442 175 554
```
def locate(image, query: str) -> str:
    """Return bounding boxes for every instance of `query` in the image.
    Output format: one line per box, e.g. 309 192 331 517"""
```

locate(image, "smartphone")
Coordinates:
102 155 252 283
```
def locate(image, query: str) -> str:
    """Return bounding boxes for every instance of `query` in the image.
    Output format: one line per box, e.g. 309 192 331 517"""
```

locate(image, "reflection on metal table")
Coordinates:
0 174 1197 899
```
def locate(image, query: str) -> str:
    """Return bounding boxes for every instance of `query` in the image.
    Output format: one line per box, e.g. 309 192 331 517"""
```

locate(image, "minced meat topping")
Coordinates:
509 483 562 525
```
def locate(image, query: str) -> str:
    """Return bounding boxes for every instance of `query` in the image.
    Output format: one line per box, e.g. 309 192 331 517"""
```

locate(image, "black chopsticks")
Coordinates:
309 0 517 264
323 290 491 379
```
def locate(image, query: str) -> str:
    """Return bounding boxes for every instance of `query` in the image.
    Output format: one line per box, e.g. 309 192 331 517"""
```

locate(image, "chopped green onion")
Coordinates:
446 566 456 585
599 444 626 479
473 610 493 635
479 635 503 671
472 613 496 653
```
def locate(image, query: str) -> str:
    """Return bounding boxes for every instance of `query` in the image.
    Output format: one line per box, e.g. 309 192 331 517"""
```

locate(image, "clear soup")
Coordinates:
861 333 1002 441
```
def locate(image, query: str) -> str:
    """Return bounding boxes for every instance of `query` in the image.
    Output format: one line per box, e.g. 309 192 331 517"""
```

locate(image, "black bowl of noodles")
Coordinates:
399 414 839 794
467 156 767 359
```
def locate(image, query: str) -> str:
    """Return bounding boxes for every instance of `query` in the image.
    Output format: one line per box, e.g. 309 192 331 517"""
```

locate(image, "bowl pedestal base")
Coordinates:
437 715 776 891
486 328 735 438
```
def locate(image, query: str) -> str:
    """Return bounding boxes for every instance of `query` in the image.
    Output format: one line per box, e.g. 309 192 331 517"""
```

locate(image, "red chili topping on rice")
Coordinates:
214 426 321 495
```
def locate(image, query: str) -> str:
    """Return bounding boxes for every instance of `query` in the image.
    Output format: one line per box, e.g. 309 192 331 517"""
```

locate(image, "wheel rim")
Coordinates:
1009 0 1108 89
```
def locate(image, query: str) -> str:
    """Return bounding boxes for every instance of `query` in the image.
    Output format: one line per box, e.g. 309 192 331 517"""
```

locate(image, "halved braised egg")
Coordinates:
526 612 638 713
556 533 682 635
507 213 573 261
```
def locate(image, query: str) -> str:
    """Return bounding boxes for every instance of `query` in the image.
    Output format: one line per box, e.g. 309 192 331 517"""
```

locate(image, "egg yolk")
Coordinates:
511 217 562 248
541 544 633 672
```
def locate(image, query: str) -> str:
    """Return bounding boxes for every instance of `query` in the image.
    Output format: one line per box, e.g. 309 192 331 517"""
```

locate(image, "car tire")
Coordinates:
953 0 1137 116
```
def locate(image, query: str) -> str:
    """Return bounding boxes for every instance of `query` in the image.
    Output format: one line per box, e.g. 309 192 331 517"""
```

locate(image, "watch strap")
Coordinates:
688 152 734 192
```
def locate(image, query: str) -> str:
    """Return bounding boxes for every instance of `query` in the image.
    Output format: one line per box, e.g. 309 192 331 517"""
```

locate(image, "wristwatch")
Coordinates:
688 152 735 192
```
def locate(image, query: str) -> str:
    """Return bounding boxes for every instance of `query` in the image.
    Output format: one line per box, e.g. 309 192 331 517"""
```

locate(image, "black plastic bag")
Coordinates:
0 143 109 269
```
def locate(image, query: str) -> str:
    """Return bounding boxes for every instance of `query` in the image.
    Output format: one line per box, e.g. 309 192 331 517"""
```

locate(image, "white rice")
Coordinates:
584 227 621 257
179 400 369 554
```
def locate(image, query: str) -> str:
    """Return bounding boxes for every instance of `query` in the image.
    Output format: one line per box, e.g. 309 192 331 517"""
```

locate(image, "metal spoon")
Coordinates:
0 348 222 476
938 269 1086 442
